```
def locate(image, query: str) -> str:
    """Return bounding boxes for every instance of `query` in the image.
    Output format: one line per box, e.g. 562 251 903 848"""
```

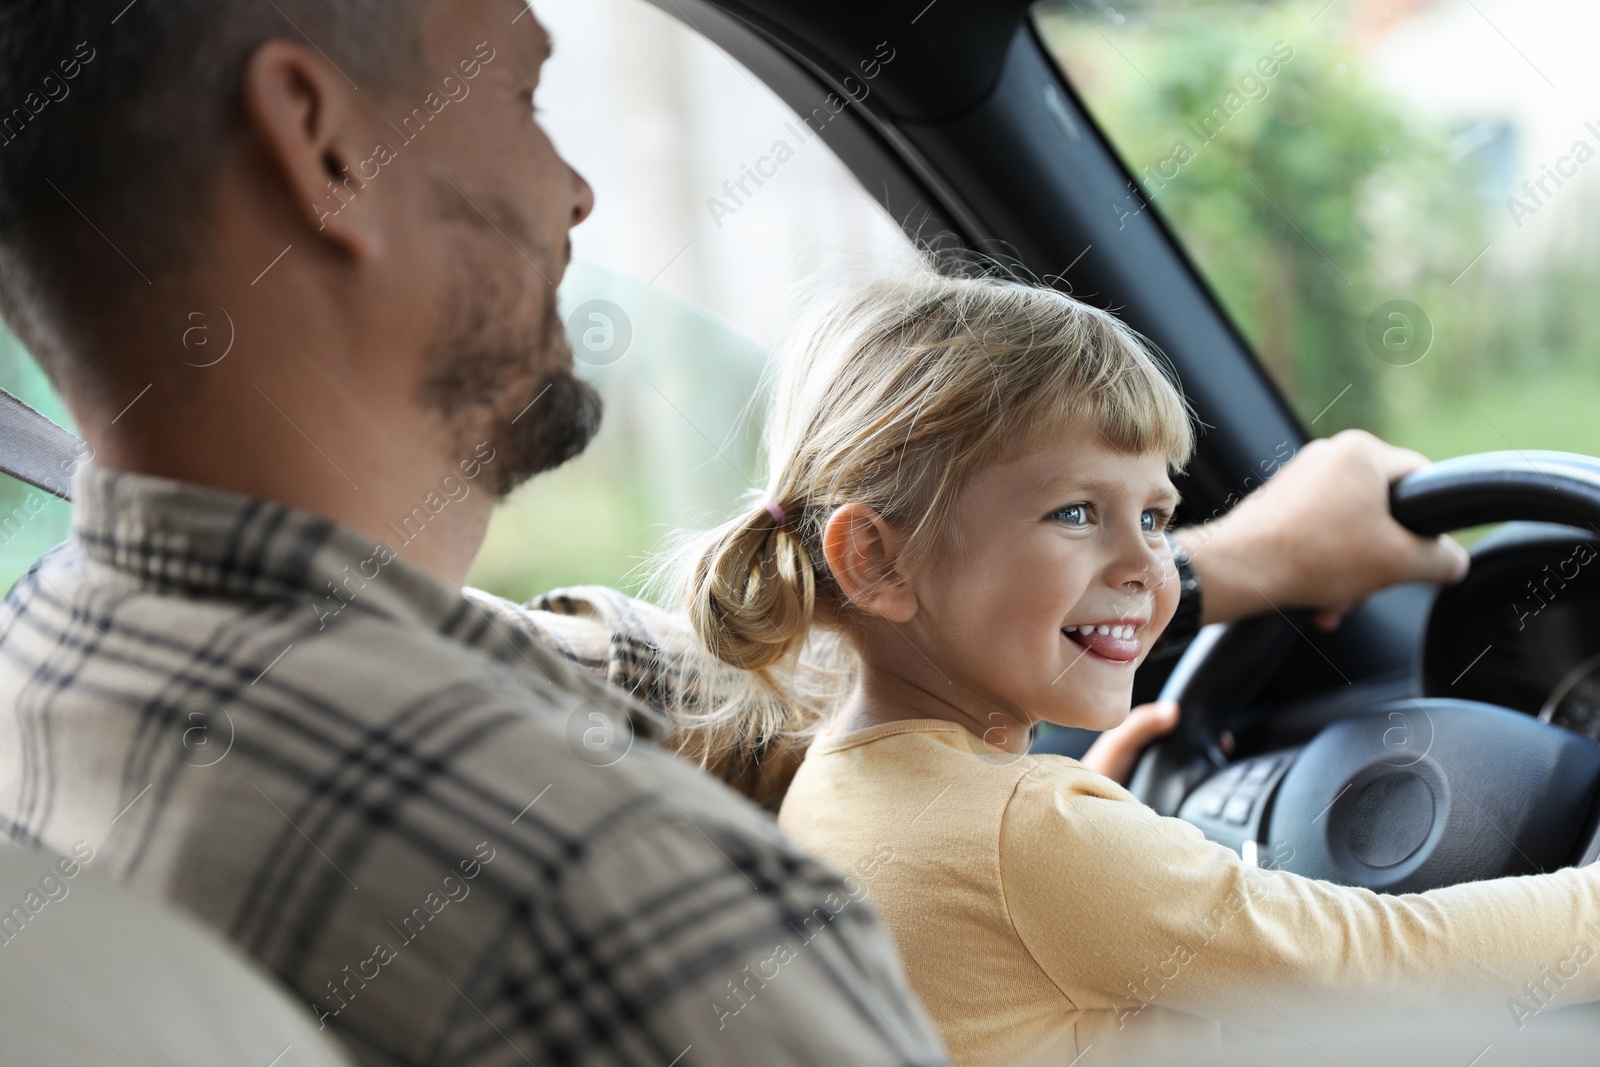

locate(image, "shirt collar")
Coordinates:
68 461 673 745
70 460 467 635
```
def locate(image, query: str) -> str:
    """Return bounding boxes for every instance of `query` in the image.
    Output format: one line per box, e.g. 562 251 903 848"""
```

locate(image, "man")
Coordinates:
0 0 1465 1063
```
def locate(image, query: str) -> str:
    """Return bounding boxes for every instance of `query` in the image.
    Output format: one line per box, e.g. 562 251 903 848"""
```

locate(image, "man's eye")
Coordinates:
1051 504 1090 526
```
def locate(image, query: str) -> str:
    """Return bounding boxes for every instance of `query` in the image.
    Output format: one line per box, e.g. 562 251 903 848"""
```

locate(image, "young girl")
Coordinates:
667 267 1600 1066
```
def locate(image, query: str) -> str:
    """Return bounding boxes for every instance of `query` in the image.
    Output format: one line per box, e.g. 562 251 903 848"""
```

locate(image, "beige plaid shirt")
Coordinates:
0 462 945 1067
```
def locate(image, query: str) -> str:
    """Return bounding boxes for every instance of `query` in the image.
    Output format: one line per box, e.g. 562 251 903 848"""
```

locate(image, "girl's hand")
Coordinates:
1080 701 1181 785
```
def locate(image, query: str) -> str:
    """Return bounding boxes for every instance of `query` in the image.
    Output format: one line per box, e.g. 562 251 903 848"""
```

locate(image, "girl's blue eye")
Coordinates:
1052 504 1090 526
1142 509 1171 533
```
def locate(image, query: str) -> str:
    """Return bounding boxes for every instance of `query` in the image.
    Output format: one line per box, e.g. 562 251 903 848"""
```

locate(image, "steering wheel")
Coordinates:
1128 451 1600 893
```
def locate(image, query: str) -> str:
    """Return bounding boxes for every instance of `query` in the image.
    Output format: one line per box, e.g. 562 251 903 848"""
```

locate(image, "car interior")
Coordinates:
615 0 1600 905
2 0 1599 1057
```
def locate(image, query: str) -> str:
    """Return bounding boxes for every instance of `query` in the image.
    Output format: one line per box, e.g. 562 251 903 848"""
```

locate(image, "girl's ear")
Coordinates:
823 503 918 624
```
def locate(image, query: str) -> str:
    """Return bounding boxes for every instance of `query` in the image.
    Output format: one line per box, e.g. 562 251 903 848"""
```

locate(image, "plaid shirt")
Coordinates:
0 462 946 1067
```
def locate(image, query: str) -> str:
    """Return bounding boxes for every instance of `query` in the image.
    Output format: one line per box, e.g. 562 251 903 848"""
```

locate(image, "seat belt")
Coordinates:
0 389 84 502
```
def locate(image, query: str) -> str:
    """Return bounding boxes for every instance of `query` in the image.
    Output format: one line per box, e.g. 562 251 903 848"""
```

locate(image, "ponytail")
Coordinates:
686 500 817 672
658 496 848 809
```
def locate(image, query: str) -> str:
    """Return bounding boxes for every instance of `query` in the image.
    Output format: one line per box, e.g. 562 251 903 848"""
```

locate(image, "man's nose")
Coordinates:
571 164 595 226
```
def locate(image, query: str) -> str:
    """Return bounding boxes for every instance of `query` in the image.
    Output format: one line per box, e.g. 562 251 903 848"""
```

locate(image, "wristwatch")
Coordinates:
1153 531 1204 659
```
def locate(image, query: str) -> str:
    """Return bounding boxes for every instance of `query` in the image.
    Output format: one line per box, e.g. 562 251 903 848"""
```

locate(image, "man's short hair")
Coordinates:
0 0 429 380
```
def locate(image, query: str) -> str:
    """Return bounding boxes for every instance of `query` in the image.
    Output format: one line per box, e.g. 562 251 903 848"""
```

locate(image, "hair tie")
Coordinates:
762 501 786 527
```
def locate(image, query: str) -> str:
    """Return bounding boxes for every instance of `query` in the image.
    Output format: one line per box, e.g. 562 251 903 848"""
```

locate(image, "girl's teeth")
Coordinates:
1064 624 1139 639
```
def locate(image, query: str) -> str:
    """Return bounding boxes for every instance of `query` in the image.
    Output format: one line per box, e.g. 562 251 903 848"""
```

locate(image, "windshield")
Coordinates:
1035 0 1599 460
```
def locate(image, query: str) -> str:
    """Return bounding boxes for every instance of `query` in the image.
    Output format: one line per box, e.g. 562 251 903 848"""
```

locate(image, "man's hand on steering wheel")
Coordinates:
1172 429 1472 632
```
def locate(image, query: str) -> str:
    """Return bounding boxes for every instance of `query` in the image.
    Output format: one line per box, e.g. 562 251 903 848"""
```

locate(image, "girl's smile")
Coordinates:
1061 618 1149 664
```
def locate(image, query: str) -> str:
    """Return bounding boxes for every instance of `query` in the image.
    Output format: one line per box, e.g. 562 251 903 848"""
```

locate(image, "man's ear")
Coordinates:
823 503 918 624
240 40 382 260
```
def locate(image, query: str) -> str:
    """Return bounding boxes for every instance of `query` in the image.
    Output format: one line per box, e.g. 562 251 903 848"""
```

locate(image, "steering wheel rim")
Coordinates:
1128 450 1600 892
1388 450 1600 536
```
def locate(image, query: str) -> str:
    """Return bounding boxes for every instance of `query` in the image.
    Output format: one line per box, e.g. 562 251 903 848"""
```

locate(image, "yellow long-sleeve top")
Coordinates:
776 719 1600 1067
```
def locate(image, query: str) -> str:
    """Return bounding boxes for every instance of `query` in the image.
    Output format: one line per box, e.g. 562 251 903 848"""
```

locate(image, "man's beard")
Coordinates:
420 213 602 500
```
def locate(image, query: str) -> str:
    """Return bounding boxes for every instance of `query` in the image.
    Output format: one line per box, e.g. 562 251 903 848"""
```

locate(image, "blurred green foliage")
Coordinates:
1036 0 1600 457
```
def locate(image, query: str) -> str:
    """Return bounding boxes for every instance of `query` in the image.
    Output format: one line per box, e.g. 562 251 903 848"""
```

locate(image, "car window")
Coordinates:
0 0 911 601
473 0 910 601
470 261 771 601
1034 0 1597 461
0 331 75 587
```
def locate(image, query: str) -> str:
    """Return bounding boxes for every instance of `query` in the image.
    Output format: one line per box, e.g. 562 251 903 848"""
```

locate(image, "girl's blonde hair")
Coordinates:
661 264 1195 804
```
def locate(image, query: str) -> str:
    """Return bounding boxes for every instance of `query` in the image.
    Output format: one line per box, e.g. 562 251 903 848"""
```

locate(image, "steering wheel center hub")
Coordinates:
1268 698 1600 892
1345 772 1435 868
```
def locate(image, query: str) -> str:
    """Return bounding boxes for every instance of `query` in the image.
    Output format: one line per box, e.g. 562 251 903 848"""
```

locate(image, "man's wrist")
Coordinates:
1171 522 1277 627
1162 531 1204 645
